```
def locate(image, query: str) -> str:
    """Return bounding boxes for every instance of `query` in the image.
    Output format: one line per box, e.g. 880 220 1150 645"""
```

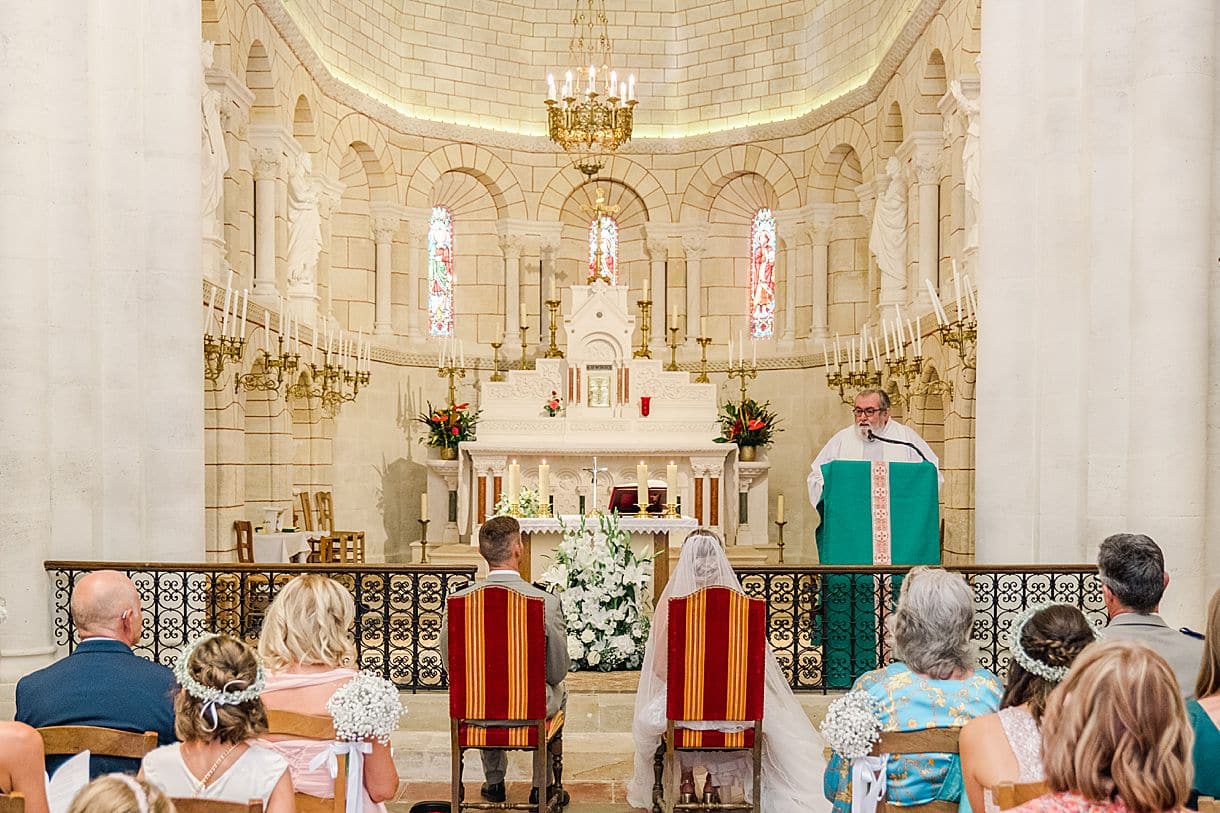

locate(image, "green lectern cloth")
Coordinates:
815 460 940 687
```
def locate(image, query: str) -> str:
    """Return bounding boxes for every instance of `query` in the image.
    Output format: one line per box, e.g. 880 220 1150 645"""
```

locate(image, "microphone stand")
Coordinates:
866 428 930 464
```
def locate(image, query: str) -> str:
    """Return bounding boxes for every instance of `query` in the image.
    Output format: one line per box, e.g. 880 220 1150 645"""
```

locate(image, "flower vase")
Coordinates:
738 445 757 462
440 446 458 461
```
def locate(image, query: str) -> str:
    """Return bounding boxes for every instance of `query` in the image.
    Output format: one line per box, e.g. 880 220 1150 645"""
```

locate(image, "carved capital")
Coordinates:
372 216 399 243
315 176 345 219
497 231 524 259
680 230 709 259
645 237 668 261
809 203 835 241
912 151 941 185
251 149 280 181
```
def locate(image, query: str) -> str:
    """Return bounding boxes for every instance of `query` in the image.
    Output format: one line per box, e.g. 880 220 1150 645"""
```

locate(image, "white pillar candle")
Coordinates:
205 287 217 336
538 460 550 507
507 461 521 501
220 286 232 336
776 494 785 524
671 304 678 330
420 492 429 522
549 278 557 301
700 316 707 336
953 271 962 321
964 275 978 319
666 461 678 505
834 333 841 367
240 289 248 339
643 276 650 300
822 338 830 364
636 461 649 511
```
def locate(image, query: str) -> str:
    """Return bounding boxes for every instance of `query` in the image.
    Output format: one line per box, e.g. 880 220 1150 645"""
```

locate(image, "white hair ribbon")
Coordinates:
308 740 373 813
112 773 150 813
199 678 250 732
850 755 888 813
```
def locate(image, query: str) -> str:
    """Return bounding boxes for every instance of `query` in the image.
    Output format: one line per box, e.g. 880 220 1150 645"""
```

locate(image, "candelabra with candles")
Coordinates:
825 357 883 406
938 315 978 370
489 340 505 382
438 360 467 408
204 334 245 383
727 355 758 403
665 326 681 371
287 346 372 417
544 299 564 358
633 299 653 358
235 334 298 394
694 336 712 383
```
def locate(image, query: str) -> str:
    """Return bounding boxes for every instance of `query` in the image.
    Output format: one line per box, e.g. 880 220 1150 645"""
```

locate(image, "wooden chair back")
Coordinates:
264 710 345 813
171 800 263 813
234 520 255 564
297 492 315 532
992 780 1050 811
314 491 335 533
872 728 962 813
1199 798 1220 813
38 726 158 759
0 794 24 813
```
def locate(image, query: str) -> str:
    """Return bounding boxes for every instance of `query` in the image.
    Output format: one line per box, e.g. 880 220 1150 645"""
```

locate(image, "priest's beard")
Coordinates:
857 418 888 440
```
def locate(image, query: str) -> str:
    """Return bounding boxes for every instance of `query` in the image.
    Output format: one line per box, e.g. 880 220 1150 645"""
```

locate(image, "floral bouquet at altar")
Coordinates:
494 488 548 518
417 401 480 451
539 513 652 671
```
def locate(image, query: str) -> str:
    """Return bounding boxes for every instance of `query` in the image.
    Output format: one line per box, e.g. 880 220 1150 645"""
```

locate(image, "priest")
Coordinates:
806 388 941 508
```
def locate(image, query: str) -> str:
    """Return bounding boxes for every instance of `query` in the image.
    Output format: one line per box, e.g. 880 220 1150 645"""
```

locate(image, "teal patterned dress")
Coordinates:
824 663 1003 813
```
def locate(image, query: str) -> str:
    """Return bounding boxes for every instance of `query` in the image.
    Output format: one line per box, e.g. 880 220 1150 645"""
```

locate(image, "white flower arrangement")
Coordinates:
539 513 652 671
174 633 265 706
820 689 882 760
1007 603 1099 683
0 597 9 625
326 671 405 745
493 488 549 518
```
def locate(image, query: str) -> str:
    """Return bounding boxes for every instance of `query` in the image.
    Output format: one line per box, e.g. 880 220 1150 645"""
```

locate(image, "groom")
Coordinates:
441 515 570 803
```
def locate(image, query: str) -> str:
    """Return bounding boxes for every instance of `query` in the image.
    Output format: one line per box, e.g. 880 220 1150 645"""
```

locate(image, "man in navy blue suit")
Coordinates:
16 570 178 776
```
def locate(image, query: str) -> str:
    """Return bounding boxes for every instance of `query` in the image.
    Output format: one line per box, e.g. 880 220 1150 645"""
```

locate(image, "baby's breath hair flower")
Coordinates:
1007 603 1101 684
174 633 265 731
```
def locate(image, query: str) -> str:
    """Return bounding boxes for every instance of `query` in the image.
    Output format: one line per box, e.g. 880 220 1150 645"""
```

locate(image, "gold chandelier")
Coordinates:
544 0 637 178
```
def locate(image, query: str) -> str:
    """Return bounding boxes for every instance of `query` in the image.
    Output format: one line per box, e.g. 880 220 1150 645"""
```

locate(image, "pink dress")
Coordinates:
254 668 387 813
1013 791 1181 813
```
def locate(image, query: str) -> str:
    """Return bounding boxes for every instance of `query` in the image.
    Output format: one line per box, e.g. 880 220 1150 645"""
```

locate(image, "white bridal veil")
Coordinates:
625 529 832 813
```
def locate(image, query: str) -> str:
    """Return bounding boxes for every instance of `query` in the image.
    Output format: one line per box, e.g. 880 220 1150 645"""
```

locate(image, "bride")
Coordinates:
625 529 831 813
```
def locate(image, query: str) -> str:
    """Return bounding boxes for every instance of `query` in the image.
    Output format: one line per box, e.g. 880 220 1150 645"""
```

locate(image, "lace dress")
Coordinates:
983 706 1044 813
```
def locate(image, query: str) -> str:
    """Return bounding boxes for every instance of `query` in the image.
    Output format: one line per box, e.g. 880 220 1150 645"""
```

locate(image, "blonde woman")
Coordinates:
68 775 172 813
140 634 293 812
1012 640 1192 813
256 575 399 810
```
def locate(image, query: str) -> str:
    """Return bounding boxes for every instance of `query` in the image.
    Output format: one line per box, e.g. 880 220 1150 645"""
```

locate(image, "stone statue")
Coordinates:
201 42 229 239
285 152 322 289
870 155 908 304
949 79 980 203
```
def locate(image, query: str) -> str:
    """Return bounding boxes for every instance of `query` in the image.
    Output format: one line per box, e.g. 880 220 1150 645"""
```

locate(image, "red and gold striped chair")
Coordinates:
447 586 566 813
661 586 766 813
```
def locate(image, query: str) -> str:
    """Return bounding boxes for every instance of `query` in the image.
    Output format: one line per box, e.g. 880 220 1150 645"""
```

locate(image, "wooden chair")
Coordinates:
1199 798 1220 813
314 491 335 534
447 586 567 813
656 586 765 813
234 520 255 564
297 492 316 532
171 800 263 813
264 710 346 813
0 794 24 813
38 726 158 767
992 780 1050 811
872 728 962 813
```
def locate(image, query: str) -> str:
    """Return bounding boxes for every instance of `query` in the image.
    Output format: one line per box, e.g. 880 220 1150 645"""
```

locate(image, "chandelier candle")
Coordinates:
538 460 550 512
636 462 648 514
507 461 521 507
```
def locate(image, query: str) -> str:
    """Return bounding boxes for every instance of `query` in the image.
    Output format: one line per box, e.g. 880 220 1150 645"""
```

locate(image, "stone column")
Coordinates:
251 148 280 298
906 134 943 306
405 208 431 338
499 230 523 337
808 203 834 340
681 227 708 344
314 177 344 318
645 233 668 351
777 221 798 347
370 205 399 336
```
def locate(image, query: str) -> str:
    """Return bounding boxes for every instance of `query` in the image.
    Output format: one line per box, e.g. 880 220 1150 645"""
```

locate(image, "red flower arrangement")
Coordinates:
417 401 481 449
714 398 781 448
544 390 563 417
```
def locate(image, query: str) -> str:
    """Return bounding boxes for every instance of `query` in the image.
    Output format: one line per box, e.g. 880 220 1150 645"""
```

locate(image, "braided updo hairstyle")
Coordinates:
1001 604 1097 721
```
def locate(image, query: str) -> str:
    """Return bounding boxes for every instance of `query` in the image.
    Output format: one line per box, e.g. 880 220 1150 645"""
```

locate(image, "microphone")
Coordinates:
867 429 930 464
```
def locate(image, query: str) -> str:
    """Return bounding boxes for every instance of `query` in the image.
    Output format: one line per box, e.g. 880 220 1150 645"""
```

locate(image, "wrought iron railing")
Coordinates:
44 562 476 692
45 562 1102 692
734 565 1105 691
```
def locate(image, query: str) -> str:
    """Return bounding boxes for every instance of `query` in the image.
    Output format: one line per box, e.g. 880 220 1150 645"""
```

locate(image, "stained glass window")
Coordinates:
587 215 619 284
749 208 776 338
428 206 454 337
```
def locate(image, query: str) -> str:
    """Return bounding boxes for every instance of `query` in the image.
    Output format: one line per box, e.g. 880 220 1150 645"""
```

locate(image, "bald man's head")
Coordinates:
71 571 142 645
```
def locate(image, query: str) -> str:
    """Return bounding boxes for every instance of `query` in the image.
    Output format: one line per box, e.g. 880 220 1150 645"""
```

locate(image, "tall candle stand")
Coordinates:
775 519 787 564
235 335 298 394
665 326 681 371
544 299 564 358
938 315 978 370
633 299 653 358
727 358 758 403
489 341 505 382
438 361 467 407
825 360 883 405
417 518 431 564
694 336 712 383
204 334 245 383
518 325 531 370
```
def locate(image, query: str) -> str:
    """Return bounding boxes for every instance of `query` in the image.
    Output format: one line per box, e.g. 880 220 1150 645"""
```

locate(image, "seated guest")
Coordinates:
625 529 830 813
440 516 569 805
824 567 1003 813
1011 640 1191 813
1097 532 1202 696
256 575 399 810
140 634 292 813
1186 587 1220 807
961 604 1098 813
0 722 50 813
68 775 171 813
17 570 177 776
